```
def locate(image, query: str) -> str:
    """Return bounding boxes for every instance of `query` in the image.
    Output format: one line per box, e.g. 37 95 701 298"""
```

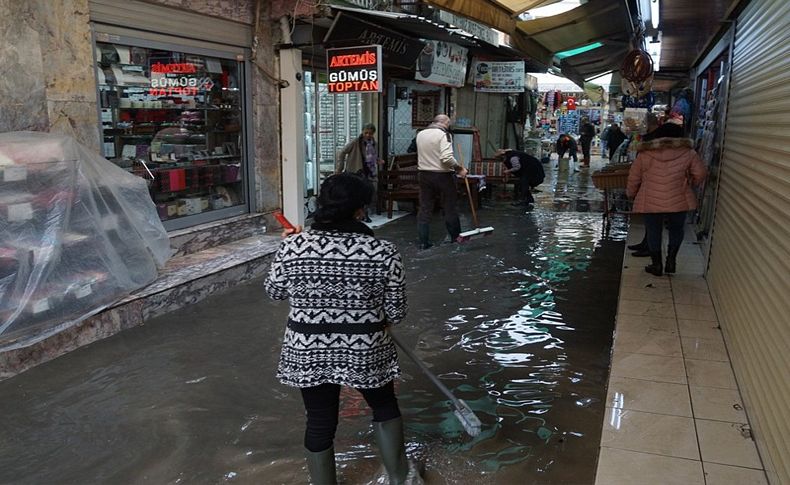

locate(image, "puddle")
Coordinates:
0 159 627 484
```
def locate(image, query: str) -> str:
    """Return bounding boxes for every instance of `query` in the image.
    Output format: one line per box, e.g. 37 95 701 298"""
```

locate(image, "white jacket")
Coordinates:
416 127 460 172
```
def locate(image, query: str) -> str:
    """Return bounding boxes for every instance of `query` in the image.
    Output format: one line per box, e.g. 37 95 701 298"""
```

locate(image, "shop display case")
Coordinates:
95 41 248 227
0 132 170 349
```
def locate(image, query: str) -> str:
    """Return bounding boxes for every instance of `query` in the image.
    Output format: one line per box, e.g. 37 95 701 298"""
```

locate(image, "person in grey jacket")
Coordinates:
337 123 382 222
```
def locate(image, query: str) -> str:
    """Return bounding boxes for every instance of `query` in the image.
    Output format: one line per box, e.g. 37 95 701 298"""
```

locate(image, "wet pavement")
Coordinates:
0 159 628 484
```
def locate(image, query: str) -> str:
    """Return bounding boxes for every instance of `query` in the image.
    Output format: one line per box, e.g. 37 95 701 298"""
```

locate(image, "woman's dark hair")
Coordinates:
314 173 373 223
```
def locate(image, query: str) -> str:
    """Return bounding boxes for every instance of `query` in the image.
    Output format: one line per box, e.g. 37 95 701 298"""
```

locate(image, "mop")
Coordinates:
390 332 482 437
455 144 494 242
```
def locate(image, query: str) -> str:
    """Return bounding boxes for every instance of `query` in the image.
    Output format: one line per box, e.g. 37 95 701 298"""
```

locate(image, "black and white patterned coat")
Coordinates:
265 229 407 389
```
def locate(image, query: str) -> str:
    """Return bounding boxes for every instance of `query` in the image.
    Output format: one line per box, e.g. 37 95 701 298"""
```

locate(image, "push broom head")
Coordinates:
457 226 494 242
453 399 482 437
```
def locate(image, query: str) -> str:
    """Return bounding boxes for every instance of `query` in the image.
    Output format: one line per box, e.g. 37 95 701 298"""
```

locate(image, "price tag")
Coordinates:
3 165 27 182
74 284 93 299
8 202 33 221
31 298 50 314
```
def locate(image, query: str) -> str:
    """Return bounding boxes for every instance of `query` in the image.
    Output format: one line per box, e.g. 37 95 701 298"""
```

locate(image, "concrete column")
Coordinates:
278 48 306 226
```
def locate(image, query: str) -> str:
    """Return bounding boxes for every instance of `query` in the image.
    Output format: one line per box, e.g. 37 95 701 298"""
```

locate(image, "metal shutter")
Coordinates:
89 0 252 48
708 0 790 483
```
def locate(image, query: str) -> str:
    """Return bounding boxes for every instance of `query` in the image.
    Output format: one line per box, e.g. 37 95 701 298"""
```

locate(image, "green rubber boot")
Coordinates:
305 447 337 485
373 418 410 484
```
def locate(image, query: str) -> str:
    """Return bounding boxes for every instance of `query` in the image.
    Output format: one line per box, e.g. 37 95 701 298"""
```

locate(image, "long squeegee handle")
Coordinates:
389 331 464 410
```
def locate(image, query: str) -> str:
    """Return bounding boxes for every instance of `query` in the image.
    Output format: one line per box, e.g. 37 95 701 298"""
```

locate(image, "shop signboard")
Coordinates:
471 59 525 93
436 10 498 46
324 12 424 69
326 45 382 94
414 40 468 88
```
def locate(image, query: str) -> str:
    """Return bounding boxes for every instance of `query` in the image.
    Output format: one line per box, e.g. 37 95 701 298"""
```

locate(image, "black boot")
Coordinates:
445 218 461 243
417 224 432 250
631 248 650 257
628 236 648 251
665 245 680 274
305 447 337 485
645 251 663 276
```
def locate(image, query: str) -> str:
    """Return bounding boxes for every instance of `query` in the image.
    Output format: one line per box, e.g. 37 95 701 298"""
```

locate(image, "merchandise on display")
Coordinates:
97 42 246 223
0 132 170 350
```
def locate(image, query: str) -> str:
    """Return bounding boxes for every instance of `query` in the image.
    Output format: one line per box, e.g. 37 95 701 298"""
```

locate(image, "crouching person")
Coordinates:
264 173 423 485
497 148 545 207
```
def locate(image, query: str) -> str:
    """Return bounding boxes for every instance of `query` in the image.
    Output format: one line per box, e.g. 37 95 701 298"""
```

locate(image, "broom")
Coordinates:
390 332 482 437
455 144 494 242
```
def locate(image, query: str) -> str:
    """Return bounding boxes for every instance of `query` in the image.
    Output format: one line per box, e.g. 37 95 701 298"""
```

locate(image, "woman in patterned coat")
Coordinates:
265 173 421 484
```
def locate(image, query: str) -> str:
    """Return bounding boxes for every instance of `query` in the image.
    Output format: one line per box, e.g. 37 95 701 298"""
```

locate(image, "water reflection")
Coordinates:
0 164 627 484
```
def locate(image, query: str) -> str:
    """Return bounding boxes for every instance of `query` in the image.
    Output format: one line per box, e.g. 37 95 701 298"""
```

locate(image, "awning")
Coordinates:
517 0 632 84
325 6 543 70
427 0 633 86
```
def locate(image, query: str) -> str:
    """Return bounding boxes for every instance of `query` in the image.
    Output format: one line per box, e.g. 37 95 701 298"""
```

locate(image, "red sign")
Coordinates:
326 45 382 94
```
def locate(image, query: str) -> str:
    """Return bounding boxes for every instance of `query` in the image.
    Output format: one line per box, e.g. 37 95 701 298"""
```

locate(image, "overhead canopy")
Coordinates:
517 0 632 84
424 0 560 67
427 0 633 86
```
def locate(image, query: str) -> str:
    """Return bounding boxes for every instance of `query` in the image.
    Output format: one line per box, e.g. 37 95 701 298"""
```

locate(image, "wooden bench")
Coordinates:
379 154 420 218
469 158 515 196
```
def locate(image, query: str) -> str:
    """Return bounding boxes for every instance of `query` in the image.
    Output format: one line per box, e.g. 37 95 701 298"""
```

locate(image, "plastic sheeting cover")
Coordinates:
0 132 171 350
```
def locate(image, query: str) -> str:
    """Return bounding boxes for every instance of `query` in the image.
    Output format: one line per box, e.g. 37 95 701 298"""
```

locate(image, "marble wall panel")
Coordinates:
251 1 282 212
0 0 99 150
0 1 49 132
148 0 254 24
47 100 101 152
34 0 96 103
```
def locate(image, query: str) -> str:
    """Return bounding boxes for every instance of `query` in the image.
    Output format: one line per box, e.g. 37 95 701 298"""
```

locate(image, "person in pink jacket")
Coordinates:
627 133 707 276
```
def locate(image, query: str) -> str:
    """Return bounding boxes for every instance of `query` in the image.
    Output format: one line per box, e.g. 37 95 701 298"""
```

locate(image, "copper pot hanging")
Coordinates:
620 49 654 83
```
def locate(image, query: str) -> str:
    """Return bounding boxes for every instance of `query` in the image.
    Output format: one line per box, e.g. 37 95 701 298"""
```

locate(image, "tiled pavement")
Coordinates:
595 218 770 485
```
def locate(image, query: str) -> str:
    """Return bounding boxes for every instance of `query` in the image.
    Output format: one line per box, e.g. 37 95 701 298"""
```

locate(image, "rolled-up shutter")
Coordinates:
88 0 252 48
708 0 790 483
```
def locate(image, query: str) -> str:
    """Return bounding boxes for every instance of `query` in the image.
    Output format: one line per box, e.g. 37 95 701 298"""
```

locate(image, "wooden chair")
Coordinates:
379 154 420 218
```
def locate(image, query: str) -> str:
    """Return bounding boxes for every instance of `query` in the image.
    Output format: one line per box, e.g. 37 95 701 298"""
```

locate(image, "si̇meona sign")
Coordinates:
326 45 382 94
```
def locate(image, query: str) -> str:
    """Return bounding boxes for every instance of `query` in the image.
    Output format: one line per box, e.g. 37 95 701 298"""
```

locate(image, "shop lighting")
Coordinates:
648 32 662 71
651 0 660 29
556 42 603 59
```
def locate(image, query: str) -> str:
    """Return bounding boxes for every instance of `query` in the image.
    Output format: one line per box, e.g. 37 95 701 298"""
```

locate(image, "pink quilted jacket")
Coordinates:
627 138 707 213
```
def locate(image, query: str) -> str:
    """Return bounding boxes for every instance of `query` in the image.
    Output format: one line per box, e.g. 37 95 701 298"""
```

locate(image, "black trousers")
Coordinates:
580 137 593 159
514 170 535 203
417 171 459 226
300 381 401 452
644 212 687 252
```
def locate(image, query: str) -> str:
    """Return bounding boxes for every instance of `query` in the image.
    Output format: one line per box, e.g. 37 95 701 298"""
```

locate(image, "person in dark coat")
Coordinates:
579 116 595 166
607 124 627 161
497 148 545 207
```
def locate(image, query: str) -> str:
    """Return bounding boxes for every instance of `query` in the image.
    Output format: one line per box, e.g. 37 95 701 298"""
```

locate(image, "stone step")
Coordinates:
168 213 269 257
0 234 281 380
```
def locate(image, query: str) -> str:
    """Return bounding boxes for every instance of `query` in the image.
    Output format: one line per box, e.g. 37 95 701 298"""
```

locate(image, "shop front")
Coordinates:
84 0 290 233
93 31 254 230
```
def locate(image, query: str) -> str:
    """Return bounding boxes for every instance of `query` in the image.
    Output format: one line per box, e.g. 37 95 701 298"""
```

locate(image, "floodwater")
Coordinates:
0 162 627 484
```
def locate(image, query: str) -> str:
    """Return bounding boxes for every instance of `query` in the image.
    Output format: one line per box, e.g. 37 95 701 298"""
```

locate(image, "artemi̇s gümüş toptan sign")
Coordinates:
326 45 382 94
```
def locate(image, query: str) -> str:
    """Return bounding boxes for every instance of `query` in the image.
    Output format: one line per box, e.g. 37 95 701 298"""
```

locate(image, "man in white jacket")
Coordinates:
415 114 468 249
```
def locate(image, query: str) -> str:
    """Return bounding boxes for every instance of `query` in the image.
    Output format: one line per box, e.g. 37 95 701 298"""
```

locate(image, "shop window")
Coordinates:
95 41 247 226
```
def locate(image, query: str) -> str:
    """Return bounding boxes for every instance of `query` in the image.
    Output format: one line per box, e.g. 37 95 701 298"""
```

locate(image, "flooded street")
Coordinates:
0 164 627 484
